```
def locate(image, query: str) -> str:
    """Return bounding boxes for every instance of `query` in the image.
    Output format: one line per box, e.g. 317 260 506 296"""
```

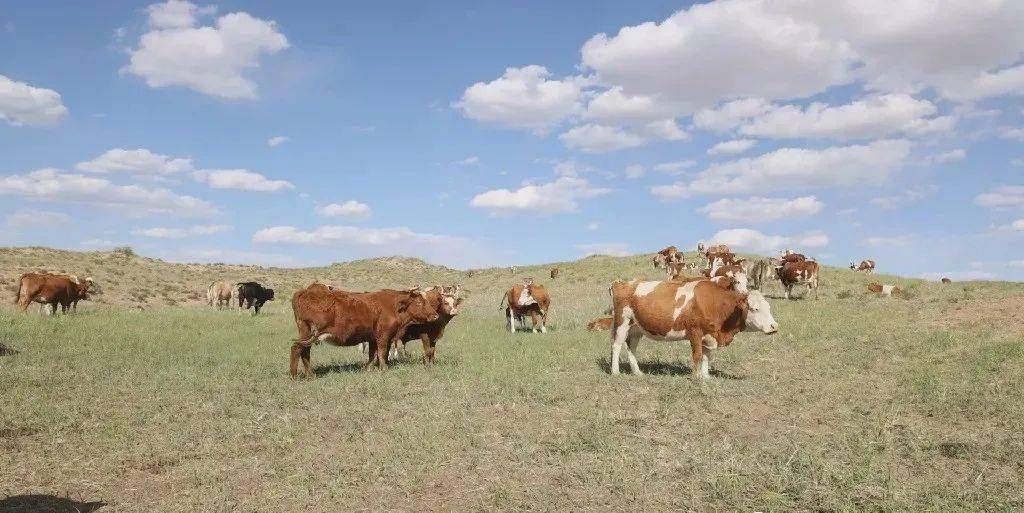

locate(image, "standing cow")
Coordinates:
609 278 778 379
15 273 95 315
390 285 463 364
776 261 819 299
501 278 551 333
851 259 876 273
237 281 274 314
206 281 233 309
748 258 778 291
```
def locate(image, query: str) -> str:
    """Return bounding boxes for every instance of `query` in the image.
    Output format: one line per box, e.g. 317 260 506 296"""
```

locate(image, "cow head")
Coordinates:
742 291 778 334
266 288 276 301
401 287 440 323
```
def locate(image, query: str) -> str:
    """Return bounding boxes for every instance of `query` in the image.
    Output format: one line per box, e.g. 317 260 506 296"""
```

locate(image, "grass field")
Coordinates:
2 248 1023 511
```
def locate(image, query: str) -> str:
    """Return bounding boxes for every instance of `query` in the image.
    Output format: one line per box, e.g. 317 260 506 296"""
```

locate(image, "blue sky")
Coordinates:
1 1 1023 279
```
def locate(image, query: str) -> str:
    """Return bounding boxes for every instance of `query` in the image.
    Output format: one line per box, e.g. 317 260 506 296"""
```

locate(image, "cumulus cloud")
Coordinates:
694 98 771 133
317 200 371 219
5 210 71 229
469 176 611 215
454 65 581 131
583 87 669 123
941 65 1024 101
76 148 194 175
191 169 293 192
699 196 824 223
0 168 217 217
576 243 631 257
651 139 911 199
927 148 967 165
709 228 829 254
132 224 231 238
707 139 757 156
124 0 289 99
267 135 289 147
653 160 697 174
975 185 1024 208
0 74 69 126
559 123 646 153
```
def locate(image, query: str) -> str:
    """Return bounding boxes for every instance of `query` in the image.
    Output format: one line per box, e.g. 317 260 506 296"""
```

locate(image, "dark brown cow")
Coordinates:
850 259 876 273
550 267 560 279
289 284 439 377
501 279 551 333
15 273 94 314
776 260 819 299
390 285 463 365
586 316 613 331
609 278 778 378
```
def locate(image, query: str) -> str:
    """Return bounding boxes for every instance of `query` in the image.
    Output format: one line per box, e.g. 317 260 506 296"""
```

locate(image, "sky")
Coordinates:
1 0 1023 280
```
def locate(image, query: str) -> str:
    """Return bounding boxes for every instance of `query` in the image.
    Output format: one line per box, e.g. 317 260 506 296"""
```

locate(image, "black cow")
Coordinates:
237 282 274 314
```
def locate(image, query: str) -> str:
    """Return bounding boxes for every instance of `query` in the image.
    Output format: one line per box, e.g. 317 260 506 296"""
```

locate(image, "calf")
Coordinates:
609 279 778 379
776 261 819 299
289 284 439 377
391 285 463 365
850 259 876 273
586 316 613 331
206 281 233 308
237 281 274 314
15 273 94 315
501 279 551 333
867 283 901 297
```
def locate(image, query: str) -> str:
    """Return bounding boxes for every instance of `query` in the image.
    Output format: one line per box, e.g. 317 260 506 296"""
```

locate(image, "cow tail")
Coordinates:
498 293 507 310
11 275 26 305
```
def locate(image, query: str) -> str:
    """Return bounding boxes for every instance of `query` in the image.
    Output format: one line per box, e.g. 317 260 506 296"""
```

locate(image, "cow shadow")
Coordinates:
312 361 366 376
595 358 745 379
0 494 107 513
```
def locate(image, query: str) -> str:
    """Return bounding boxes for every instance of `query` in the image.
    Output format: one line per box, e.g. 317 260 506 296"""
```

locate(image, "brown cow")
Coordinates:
867 283 901 297
609 279 778 378
206 281 233 308
289 284 439 377
390 285 463 364
850 259 876 273
652 246 682 268
711 264 749 292
550 267 560 279
776 260 819 299
15 273 94 314
501 279 550 333
941 277 952 284
586 316 613 331
780 250 807 264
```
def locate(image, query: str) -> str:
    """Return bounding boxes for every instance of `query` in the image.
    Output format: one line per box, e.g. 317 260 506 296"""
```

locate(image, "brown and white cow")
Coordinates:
652 246 682 269
206 281 233 308
748 258 778 291
15 273 94 315
587 316 613 331
501 278 551 333
780 249 807 264
776 260 819 299
289 284 439 377
390 285 463 364
609 279 778 379
711 263 749 293
850 259 876 273
867 283 901 297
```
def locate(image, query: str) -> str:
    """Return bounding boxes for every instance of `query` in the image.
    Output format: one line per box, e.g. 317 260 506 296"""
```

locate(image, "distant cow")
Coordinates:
652 246 682 269
941 277 952 284
206 281 233 308
390 285 463 365
289 284 439 377
867 283 901 297
776 261 819 299
780 249 807 264
15 273 94 315
501 279 551 333
609 279 778 378
586 316 613 331
237 282 274 314
851 259 876 273
748 258 778 291
711 264 749 293
550 268 560 279
666 261 700 280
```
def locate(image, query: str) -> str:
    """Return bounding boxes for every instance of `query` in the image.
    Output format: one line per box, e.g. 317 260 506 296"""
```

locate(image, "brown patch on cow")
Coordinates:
586 316 612 331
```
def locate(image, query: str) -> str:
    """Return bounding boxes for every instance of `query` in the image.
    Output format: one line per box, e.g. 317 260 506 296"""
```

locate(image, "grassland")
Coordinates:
2 247 1023 512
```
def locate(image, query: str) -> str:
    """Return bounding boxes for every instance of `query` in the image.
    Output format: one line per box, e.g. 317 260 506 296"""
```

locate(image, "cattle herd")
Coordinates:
12 244 919 380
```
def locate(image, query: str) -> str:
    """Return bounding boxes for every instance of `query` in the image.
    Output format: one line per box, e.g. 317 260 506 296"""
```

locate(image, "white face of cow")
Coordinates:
744 291 778 334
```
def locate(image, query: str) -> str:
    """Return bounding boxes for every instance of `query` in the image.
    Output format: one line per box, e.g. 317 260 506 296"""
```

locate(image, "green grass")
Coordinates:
2 250 1023 511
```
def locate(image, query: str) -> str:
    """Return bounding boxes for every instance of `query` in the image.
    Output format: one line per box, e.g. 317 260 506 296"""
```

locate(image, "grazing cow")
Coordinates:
550 268 560 279
652 246 682 269
867 283 901 297
390 285 463 365
776 261 819 299
850 259 876 273
289 284 439 377
609 279 778 378
237 281 274 314
587 316 613 331
748 258 778 291
15 273 94 314
500 278 551 333
206 281 233 308
780 249 807 264
941 277 952 284
711 264 749 293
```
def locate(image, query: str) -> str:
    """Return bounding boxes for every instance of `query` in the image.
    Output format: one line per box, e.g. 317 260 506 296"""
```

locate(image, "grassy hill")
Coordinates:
2 246 1023 511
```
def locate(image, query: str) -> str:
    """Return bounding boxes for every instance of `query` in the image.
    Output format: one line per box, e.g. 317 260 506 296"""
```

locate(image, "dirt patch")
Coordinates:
923 295 1024 335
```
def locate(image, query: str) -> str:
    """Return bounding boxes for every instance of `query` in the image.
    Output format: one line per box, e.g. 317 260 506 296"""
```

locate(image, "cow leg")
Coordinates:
530 311 540 333
623 329 643 375
375 337 390 370
289 343 304 378
540 311 548 334
700 338 715 379
688 330 706 380
610 317 631 375
300 345 313 377
507 308 516 333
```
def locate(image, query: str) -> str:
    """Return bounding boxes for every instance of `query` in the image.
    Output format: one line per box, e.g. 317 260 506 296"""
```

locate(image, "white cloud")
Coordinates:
455 156 480 166
863 235 914 248
553 160 595 177
699 196 824 223
928 148 967 165
1000 127 1024 141
576 243 631 257
737 94 953 140
191 169 293 192
454 65 581 131
707 139 757 156
940 64 1024 101
694 98 772 133
624 164 645 179
0 74 69 126
919 270 996 281
469 176 611 215
709 228 828 254
652 160 696 174
317 200 371 219
124 1 289 99
1007 219 1024 231
76 148 194 175
639 119 688 141
975 185 1024 208
5 210 71 229
0 168 217 217
267 135 289 147
559 123 646 153
651 139 911 199
132 224 231 238
1009 260 1024 268
870 184 938 209
583 87 669 123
